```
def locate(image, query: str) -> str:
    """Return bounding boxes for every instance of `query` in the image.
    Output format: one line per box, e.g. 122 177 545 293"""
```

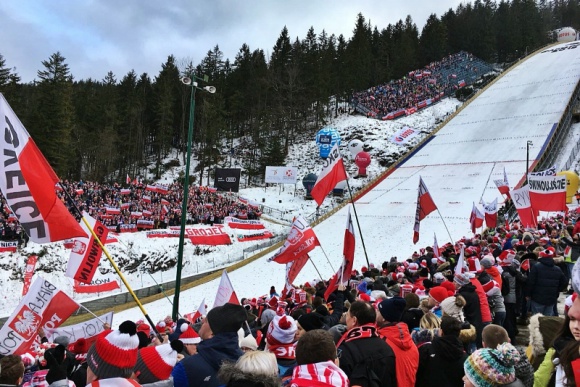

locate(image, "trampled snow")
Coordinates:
2 42 580 326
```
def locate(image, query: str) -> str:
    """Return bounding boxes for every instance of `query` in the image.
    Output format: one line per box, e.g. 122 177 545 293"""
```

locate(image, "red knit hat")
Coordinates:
539 249 554 258
134 341 184 384
440 281 456 295
429 286 450 304
178 323 201 345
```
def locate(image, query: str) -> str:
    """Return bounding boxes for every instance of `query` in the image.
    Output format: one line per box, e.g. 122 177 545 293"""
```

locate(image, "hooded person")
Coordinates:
376 296 419 387
266 314 298 378
134 340 184 386
172 303 247 387
85 320 142 386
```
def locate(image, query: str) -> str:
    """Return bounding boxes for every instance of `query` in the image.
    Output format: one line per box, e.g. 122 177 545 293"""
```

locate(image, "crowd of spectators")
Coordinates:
0 180 261 239
351 51 494 119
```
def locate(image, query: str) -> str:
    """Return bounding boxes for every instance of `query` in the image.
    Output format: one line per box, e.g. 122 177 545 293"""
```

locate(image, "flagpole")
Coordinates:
318 246 336 273
78 304 107 325
436 208 455 245
344 181 371 268
308 258 324 281
59 183 163 341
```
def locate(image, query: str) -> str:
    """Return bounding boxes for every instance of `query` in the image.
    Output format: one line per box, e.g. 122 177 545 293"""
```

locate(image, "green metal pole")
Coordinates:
173 84 196 320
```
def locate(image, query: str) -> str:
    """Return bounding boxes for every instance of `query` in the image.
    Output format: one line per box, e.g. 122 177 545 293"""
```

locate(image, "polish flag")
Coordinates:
413 177 438 244
281 254 309 299
470 203 484 234
311 143 348 206
510 186 537 228
454 246 466 275
213 270 240 307
528 174 567 212
0 95 85 243
268 216 320 264
161 199 170 206
184 299 207 324
66 213 109 284
126 174 131 184
494 167 510 198
433 233 440 258
324 207 355 300
483 198 499 229
142 195 151 203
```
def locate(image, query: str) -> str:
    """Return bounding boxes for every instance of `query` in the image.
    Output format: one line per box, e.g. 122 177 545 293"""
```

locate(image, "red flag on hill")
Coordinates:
413 177 437 244
22 255 37 296
324 207 355 300
213 270 240 307
483 198 499 228
470 202 484 234
0 94 85 243
311 143 348 206
268 216 320 264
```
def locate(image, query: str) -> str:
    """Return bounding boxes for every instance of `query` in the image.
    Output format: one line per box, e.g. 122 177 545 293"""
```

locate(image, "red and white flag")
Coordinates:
454 246 466 275
268 216 320 264
65 212 109 284
433 233 440 258
281 254 310 299
73 278 120 293
494 167 510 198
0 94 85 243
22 255 37 296
184 299 207 324
324 207 355 300
311 143 348 206
528 174 567 212
142 195 151 203
470 202 484 234
47 312 113 352
482 198 499 229
0 277 79 355
213 270 240 307
120 188 130 195
510 186 537 228
413 177 438 244
126 174 131 184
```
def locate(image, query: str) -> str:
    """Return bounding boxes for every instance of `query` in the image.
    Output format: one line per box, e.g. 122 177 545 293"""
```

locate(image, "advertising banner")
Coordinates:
214 168 241 192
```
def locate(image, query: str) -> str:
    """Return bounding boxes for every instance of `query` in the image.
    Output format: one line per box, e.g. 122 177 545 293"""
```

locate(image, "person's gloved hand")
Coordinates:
45 344 68 384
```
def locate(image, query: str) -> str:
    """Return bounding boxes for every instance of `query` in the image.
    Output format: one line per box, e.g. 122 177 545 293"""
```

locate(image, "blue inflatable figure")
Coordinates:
316 127 341 159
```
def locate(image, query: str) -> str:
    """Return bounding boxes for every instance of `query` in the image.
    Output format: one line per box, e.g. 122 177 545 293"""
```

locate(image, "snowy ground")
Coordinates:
2 42 580 325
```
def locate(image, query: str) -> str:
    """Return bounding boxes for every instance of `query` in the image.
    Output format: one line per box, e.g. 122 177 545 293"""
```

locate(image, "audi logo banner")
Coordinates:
214 168 241 192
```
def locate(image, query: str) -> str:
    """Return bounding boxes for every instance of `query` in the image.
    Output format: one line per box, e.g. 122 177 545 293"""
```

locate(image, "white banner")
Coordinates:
390 126 419 145
265 166 298 184
47 312 113 345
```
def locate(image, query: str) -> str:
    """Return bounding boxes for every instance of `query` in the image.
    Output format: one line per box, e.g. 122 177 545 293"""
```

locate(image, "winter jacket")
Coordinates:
560 236 580 263
457 283 483 340
217 361 281 387
141 378 175 387
526 258 567 306
322 292 345 328
172 332 243 387
377 322 419 387
401 308 424 333
485 266 503 288
514 345 534 387
337 325 397 387
534 336 574 387
470 278 492 323
415 334 468 387
501 265 518 304
486 286 506 314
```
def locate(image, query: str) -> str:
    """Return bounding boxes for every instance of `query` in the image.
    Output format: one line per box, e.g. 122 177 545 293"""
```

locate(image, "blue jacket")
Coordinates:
526 257 567 305
172 332 243 387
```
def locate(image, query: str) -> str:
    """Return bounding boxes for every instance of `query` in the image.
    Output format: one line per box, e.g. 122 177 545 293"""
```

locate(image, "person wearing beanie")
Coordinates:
134 340 183 385
176 323 201 356
400 292 424 332
86 320 141 386
172 303 247 387
337 301 397 387
526 248 567 317
266 315 298 377
239 334 258 352
376 297 419 387
440 295 467 322
416 316 468 387
296 312 324 340
499 250 523 344
257 308 277 351
463 342 523 386
480 278 506 327
427 286 452 317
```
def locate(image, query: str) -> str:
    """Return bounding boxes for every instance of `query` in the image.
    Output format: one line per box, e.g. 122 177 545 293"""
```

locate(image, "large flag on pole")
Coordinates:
213 270 240 307
324 208 356 300
0 277 79 355
413 177 438 244
470 202 484 234
527 174 567 212
494 167 510 198
311 143 348 206
268 216 320 264
0 94 85 243
66 212 109 284
482 198 499 229
510 186 537 228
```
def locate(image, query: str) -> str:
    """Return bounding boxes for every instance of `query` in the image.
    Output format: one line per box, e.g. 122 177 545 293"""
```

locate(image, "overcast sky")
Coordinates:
1 0 467 83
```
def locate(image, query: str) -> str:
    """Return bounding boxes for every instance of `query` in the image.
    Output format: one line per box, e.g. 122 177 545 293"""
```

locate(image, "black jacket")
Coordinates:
526 257 567 305
415 335 467 387
338 326 397 387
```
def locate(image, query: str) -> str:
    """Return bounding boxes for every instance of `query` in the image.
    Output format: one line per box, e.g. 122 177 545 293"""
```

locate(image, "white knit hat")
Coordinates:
267 315 297 344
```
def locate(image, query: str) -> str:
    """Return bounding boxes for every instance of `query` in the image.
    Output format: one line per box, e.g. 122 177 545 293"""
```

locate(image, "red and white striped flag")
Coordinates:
413 177 438 244
494 167 510 198
142 195 151 203
324 207 355 300
66 212 109 284
483 198 499 229
268 216 320 264
213 270 240 307
126 174 131 184
311 143 348 206
470 202 484 234
184 299 207 324
0 95 85 243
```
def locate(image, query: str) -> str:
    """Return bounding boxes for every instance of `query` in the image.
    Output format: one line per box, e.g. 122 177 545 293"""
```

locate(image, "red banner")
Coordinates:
186 226 231 245
73 278 120 293
22 255 37 296
528 175 567 212
106 224 137 233
105 207 121 215
0 240 18 252
66 213 109 284
0 277 79 355
137 219 154 229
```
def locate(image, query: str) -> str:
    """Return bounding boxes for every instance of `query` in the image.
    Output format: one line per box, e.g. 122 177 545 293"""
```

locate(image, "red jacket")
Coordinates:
470 278 492 323
377 322 419 387
485 266 502 288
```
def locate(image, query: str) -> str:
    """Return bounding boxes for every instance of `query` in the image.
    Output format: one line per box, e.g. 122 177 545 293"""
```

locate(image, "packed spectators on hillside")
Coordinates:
0 180 261 240
351 51 494 119
4 211 580 386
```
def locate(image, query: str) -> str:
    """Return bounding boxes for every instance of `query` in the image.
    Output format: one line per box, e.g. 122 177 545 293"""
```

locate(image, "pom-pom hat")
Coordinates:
464 343 520 387
134 340 183 384
86 320 140 380
267 315 297 344
178 323 201 344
